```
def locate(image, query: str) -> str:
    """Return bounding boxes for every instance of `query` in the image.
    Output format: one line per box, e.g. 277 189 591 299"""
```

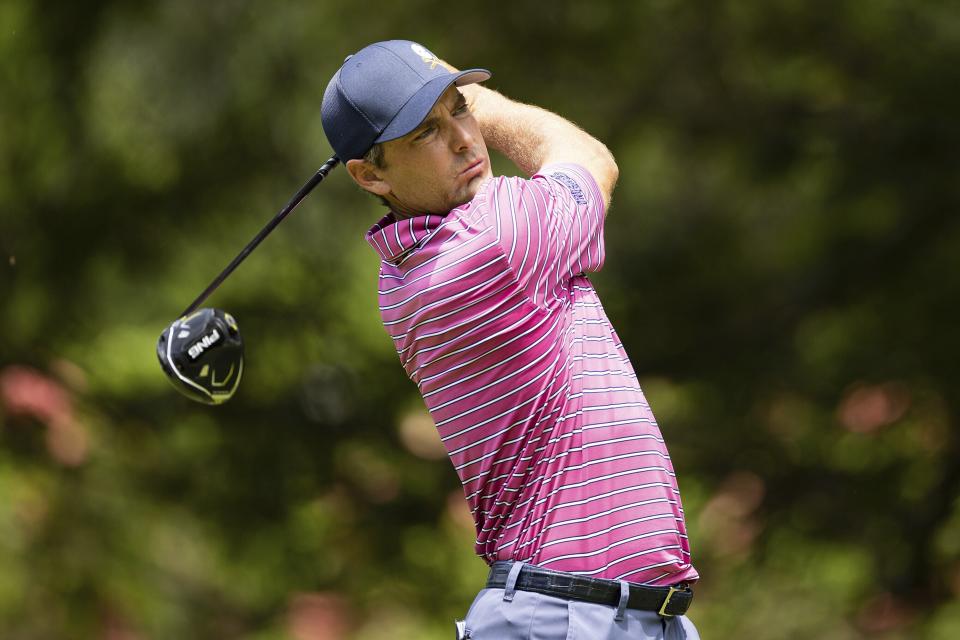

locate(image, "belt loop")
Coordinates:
503 562 525 602
614 580 630 621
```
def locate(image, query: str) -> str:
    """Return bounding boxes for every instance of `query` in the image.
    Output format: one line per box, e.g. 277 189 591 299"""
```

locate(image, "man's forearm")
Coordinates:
460 83 618 208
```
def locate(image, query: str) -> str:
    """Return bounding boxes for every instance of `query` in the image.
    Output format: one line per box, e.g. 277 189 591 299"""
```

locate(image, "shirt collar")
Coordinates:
365 211 447 263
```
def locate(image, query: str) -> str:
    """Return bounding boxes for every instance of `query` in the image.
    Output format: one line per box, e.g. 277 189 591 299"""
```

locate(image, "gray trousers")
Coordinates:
459 587 700 640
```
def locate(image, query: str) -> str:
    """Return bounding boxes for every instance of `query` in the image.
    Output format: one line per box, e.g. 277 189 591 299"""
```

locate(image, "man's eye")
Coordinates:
415 126 435 140
453 104 469 116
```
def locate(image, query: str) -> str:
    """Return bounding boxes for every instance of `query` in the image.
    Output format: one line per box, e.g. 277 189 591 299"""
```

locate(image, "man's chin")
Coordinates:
450 185 482 210
460 172 493 204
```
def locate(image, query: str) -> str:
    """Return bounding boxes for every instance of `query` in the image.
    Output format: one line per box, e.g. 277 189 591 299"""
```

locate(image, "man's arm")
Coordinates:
458 82 619 210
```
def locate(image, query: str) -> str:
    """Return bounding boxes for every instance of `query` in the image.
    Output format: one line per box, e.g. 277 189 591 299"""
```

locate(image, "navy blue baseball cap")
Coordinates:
321 40 491 161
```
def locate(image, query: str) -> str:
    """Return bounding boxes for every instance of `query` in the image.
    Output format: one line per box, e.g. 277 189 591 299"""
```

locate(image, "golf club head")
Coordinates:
157 308 244 405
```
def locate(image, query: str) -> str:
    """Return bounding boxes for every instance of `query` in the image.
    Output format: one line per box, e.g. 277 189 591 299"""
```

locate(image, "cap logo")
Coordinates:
410 43 440 69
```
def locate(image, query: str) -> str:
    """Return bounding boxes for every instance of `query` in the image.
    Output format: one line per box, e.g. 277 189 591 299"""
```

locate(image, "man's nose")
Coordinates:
449 120 475 151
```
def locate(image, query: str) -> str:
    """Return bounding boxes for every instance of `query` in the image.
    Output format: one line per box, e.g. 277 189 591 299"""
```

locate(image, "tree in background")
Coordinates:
2 1 959 637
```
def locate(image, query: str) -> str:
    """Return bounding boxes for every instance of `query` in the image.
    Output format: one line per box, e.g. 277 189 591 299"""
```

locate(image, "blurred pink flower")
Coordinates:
856 592 916 633
698 471 766 558
837 382 910 433
0 365 89 466
1 365 72 424
100 607 144 640
287 592 351 640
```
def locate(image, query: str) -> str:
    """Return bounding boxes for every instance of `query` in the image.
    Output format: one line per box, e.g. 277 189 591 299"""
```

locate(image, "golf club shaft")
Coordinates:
180 156 340 318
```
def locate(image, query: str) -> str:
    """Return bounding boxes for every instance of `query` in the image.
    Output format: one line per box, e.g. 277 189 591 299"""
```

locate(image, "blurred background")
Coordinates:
2 0 960 637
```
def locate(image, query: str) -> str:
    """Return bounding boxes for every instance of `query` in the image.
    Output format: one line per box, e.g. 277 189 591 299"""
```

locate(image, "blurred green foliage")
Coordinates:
2 0 960 637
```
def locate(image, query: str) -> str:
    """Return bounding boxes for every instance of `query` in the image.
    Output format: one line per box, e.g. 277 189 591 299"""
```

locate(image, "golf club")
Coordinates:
157 156 340 404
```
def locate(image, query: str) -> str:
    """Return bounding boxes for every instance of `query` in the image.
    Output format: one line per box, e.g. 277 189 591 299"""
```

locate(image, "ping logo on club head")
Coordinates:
410 43 440 69
187 328 222 360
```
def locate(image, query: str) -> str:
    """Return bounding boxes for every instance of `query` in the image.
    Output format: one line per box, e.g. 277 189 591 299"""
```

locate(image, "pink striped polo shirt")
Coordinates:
365 163 698 586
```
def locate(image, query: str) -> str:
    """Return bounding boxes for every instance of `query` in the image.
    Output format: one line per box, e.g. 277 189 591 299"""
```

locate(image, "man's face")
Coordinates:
361 86 492 216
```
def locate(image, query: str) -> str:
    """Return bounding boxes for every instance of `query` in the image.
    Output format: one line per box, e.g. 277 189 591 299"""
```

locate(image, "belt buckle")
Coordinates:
657 586 681 617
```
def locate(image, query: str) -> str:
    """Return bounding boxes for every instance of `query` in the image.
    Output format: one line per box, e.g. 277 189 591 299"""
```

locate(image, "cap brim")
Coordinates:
375 68 491 145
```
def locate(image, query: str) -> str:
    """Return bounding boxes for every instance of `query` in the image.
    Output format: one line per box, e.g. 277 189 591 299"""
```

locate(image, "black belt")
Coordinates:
486 562 693 617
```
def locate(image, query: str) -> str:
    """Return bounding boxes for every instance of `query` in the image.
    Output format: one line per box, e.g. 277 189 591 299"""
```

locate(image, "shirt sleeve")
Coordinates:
485 163 606 308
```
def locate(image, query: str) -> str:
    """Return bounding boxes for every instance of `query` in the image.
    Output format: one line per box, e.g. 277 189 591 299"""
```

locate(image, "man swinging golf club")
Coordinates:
323 40 700 639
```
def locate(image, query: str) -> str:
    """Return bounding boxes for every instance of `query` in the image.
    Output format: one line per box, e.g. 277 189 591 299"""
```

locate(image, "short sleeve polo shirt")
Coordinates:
365 164 698 586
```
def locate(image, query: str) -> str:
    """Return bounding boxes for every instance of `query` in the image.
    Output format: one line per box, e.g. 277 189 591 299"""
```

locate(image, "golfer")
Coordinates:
322 40 700 640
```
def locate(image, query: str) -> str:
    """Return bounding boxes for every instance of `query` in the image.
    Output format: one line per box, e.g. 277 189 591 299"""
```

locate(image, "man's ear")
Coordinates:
345 159 392 197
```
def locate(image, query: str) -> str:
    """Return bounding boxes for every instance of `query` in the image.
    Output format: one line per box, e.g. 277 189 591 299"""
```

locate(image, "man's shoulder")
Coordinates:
468 173 552 220
476 164 599 211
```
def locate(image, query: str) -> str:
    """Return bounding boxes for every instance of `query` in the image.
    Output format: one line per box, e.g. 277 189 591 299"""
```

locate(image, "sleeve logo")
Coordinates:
549 171 588 204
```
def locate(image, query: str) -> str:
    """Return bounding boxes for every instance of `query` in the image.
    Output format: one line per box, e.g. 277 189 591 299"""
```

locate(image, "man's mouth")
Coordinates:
459 158 485 178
